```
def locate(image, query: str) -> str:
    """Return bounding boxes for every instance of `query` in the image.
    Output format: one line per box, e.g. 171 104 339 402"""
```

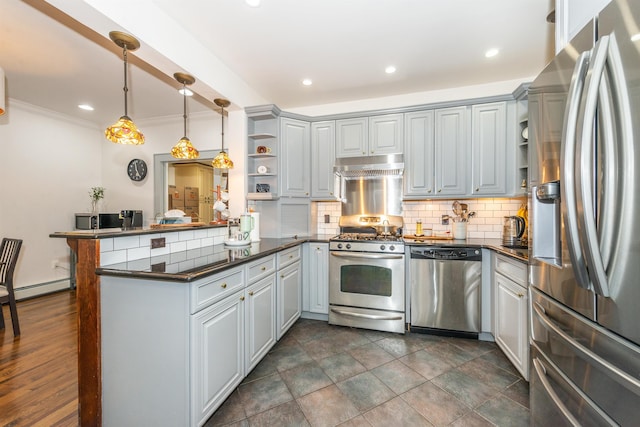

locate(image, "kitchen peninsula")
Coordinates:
49 225 316 426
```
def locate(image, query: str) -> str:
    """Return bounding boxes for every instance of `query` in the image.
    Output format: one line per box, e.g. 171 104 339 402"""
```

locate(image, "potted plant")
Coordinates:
89 186 105 215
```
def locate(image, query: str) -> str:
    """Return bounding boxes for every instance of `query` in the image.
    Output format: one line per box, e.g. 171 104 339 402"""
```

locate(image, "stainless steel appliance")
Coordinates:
75 211 143 230
502 215 526 248
529 0 640 423
409 247 482 338
329 214 405 334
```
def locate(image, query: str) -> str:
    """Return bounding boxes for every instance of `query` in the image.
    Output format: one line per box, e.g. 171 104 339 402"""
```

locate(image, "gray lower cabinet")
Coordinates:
311 121 336 200
493 254 529 380
277 246 302 339
303 242 329 315
100 247 302 427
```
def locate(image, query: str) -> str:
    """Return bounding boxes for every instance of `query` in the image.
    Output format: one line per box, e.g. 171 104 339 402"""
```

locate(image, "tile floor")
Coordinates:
205 319 530 427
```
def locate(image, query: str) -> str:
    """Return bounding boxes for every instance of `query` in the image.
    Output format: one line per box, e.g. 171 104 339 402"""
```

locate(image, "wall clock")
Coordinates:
127 158 147 181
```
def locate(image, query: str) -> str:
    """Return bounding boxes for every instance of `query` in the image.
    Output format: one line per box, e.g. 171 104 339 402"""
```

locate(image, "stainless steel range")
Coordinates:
329 214 405 334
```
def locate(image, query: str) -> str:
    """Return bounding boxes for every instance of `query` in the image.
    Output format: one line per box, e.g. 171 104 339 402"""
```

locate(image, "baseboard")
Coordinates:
15 279 71 300
300 311 329 321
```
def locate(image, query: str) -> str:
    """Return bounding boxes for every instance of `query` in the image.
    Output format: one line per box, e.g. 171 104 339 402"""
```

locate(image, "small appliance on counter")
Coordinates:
75 211 143 230
502 215 526 248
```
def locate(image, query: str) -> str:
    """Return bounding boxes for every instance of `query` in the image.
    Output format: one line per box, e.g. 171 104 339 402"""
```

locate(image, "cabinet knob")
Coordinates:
438 189 442 193
517 293 524 298
240 296 245 301
370 150 374 154
221 283 227 289
261 266 266 271
289 255 293 259
249 291 254 296
280 274 285 279
475 188 479 192
427 189 432 193
362 151 366 155
306 192 309 196
330 192 333 195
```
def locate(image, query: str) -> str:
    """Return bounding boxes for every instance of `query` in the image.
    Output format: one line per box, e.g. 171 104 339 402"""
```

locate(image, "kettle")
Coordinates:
502 216 526 247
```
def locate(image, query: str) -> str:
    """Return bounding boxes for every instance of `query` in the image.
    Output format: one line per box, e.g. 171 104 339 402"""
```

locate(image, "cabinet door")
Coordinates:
403 110 435 198
336 117 368 157
277 261 301 339
311 121 336 199
369 114 404 155
494 273 529 380
527 94 541 188
191 291 244 425
280 117 310 197
435 106 469 196
308 243 329 314
245 275 276 373
471 102 507 195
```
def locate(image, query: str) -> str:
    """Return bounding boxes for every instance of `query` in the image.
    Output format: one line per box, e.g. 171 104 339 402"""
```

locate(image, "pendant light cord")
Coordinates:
220 105 225 151
122 47 129 117
183 83 188 137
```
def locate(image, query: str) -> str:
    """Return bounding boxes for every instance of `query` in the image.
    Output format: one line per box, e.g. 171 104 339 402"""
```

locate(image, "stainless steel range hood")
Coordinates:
333 154 404 177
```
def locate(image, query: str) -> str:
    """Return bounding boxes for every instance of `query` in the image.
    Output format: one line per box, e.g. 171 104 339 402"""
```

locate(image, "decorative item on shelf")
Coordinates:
256 183 270 193
521 125 528 141
104 31 145 145
0 66 5 115
256 145 271 154
212 98 234 169
89 186 105 216
257 165 269 174
171 72 199 159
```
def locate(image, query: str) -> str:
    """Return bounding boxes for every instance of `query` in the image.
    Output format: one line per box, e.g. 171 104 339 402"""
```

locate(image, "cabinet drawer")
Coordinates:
495 254 527 287
190 267 245 313
246 255 276 284
277 246 301 269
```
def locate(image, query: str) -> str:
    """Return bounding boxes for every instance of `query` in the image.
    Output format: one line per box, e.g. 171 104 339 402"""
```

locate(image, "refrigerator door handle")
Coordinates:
533 302 640 395
560 50 591 288
577 35 611 297
532 358 581 427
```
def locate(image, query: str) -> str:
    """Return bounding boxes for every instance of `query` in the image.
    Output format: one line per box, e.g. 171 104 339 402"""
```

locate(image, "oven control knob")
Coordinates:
380 245 386 250
337 243 343 249
390 245 395 251
346 243 352 249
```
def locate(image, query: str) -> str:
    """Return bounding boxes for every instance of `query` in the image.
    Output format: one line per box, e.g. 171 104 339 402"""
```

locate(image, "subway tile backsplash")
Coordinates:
314 198 527 239
100 227 228 266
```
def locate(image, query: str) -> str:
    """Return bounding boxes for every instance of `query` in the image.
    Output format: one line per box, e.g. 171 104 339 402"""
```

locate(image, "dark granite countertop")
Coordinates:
50 224 228 239
96 235 334 282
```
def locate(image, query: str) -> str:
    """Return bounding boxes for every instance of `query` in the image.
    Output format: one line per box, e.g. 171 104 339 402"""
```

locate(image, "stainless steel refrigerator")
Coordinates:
528 0 640 424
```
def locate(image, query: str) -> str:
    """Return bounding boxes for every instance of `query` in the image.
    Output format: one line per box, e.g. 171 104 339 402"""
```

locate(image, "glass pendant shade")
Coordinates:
105 115 144 145
171 72 199 159
105 31 145 145
171 136 199 159
212 150 234 168
212 98 234 169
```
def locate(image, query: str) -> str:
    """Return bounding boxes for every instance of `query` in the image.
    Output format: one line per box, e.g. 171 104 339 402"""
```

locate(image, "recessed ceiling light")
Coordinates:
245 0 261 7
302 79 313 86
385 65 396 74
485 48 500 58
178 88 194 96
78 104 94 111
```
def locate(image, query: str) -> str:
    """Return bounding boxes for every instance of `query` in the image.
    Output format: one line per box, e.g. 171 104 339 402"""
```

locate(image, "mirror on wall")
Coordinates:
154 150 229 223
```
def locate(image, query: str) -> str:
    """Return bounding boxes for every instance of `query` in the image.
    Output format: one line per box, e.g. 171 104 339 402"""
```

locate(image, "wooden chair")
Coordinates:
0 238 23 336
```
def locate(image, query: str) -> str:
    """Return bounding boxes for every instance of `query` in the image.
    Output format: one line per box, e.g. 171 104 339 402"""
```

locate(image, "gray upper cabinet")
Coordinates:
336 114 404 158
435 106 469 196
280 117 311 197
403 110 435 198
336 117 368 157
311 121 336 200
471 102 507 195
368 114 404 155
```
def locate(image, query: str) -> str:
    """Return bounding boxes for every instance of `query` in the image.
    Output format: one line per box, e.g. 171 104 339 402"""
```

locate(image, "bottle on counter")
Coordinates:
416 220 423 236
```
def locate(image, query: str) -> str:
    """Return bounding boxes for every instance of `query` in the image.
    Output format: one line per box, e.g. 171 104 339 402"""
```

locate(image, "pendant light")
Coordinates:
171 72 199 159
211 98 234 169
0 66 5 116
104 31 145 145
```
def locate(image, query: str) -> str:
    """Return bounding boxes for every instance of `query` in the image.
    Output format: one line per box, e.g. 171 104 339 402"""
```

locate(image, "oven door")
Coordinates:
329 251 404 312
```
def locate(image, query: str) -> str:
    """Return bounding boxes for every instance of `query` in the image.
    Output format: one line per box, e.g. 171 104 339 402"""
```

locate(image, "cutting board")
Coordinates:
149 222 206 229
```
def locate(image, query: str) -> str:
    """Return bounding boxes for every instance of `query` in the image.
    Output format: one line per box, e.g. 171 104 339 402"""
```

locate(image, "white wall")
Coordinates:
0 100 102 295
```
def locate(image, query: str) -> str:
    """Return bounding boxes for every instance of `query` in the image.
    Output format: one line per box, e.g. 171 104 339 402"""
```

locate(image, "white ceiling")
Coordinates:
0 0 554 127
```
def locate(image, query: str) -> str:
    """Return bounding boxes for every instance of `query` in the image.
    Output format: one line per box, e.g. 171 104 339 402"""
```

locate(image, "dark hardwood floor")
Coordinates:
0 290 78 426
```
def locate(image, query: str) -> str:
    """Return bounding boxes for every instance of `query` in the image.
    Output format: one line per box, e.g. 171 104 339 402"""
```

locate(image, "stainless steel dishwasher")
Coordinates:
410 247 482 338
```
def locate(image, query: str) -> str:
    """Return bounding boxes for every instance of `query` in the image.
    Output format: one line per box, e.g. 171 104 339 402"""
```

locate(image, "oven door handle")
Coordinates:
330 307 403 321
330 252 404 260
